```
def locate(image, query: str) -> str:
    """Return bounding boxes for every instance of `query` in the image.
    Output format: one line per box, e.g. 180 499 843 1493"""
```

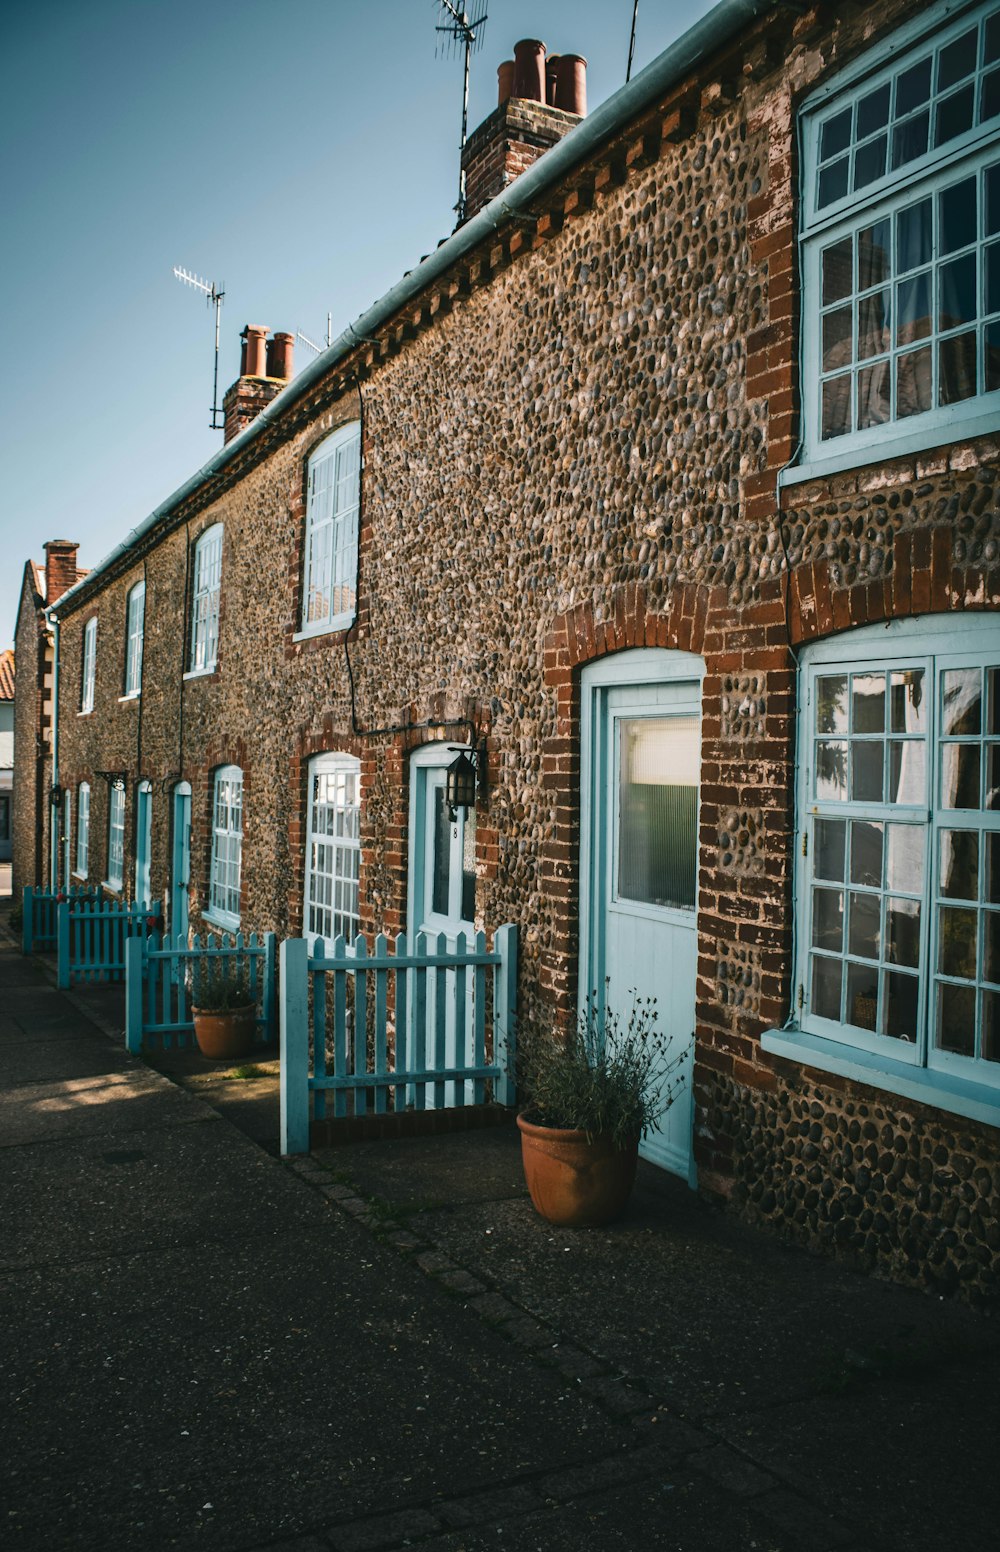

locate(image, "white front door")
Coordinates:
408 748 477 1106
580 650 703 1184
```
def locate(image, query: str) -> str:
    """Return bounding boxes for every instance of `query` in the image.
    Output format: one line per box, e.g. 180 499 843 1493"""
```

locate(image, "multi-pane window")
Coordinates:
802 1 1000 468
301 423 361 633
76 783 90 877
799 617 1000 1089
209 766 242 925
190 525 223 673
81 617 97 713
124 581 145 696
107 783 125 890
304 755 360 942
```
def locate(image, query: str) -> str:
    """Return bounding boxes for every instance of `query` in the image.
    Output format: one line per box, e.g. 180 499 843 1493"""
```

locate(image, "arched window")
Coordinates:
304 754 360 942
299 423 361 635
190 525 223 673
208 765 243 927
81 617 97 713
124 581 145 696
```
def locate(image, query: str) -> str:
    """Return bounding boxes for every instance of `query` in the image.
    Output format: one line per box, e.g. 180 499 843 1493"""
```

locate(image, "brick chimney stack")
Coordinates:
460 39 587 224
43 540 80 605
222 327 295 444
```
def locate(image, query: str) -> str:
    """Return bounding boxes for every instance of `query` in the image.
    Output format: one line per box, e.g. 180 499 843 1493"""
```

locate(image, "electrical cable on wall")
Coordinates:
341 368 478 752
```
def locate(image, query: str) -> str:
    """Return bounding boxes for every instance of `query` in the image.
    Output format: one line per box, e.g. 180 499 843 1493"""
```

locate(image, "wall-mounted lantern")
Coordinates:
49 784 63 808
96 770 126 792
446 750 478 820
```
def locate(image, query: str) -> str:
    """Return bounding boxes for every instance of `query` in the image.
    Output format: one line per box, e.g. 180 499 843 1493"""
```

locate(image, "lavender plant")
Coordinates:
518 985 690 1149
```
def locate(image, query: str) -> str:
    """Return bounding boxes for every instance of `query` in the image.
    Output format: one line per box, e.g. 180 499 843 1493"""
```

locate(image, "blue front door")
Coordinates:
171 783 191 945
580 650 703 1183
135 782 152 907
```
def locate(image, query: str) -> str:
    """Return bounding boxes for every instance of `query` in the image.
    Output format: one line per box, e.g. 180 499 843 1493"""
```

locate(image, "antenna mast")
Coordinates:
627 1 639 83
435 1 488 222
172 266 226 431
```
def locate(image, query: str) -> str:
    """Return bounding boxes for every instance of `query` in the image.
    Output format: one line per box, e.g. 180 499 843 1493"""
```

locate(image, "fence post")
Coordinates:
280 937 310 1156
56 901 71 990
493 924 518 1107
22 887 33 955
125 936 144 1054
262 931 277 1042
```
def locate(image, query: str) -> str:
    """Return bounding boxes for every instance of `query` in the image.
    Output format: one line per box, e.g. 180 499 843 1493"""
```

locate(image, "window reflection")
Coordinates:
618 717 698 910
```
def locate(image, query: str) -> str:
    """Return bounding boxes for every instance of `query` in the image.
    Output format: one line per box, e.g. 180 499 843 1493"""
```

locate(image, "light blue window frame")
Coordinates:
297 422 361 639
207 765 242 929
789 0 1000 485
75 782 90 878
124 581 145 697
764 614 1000 1127
81 617 97 713
188 525 223 674
303 753 361 945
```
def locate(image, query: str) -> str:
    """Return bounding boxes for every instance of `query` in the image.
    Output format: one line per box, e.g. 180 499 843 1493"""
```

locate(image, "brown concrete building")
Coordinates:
14 0 1000 1299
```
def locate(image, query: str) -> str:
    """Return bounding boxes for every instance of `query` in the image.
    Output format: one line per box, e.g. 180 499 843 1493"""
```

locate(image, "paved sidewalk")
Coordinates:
1 910 998 1552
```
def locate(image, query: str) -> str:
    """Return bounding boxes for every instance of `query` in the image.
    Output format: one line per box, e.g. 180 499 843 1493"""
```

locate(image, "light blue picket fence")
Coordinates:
57 898 152 988
125 931 277 1054
280 925 517 1155
22 884 102 954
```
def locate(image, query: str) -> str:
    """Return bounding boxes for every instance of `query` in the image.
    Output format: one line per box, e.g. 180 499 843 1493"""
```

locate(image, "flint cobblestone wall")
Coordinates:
44 0 1000 1299
12 573 49 899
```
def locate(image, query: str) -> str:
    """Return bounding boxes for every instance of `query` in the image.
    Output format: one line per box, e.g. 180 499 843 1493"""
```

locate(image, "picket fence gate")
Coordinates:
125 931 277 1054
22 884 102 955
279 925 517 1156
57 898 153 988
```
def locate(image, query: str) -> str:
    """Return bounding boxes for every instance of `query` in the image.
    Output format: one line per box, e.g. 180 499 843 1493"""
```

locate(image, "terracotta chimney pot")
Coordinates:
242 324 268 378
497 59 514 105
545 53 561 108
512 38 546 102
266 332 295 380
555 54 587 116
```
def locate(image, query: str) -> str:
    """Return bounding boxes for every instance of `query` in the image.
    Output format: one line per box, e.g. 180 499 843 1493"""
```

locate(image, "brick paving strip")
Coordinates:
282 1156 861 1552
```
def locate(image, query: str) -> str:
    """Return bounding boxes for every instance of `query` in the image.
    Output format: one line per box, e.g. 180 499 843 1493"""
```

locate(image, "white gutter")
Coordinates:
54 0 779 614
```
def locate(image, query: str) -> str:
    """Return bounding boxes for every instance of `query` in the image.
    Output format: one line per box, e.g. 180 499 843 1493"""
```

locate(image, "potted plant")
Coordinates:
515 988 689 1228
190 966 257 1061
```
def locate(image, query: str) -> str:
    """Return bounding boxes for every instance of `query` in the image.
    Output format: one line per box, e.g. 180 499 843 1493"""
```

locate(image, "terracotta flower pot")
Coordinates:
517 1111 639 1227
191 1003 256 1061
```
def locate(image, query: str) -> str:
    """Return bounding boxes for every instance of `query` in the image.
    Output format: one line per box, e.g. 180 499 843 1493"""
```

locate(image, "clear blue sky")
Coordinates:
1 0 716 651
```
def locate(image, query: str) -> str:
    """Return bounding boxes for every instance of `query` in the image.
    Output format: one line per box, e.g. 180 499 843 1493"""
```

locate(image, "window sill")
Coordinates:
779 409 1000 489
761 1028 1000 1129
202 908 240 933
102 881 122 896
71 871 88 882
78 709 94 718
119 692 140 704
292 614 355 643
183 667 218 682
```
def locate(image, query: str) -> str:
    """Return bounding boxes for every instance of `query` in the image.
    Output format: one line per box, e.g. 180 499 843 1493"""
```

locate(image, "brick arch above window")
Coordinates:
787 526 1000 646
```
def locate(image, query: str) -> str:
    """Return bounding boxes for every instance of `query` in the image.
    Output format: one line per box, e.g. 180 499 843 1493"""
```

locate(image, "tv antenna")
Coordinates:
435 1 488 222
172 266 225 431
296 314 334 355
